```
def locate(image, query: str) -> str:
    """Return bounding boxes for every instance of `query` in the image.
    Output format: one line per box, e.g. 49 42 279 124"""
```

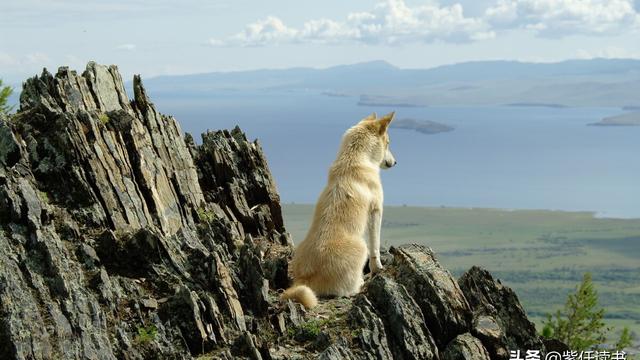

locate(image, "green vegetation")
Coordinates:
135 324 157 343
98 113 110 125
542 273 634 352
0 79 13 115
542 273 606 350
283 204 640 336
288 319 325 341
38 190 50 203
197 207 215 223
617 327 633 350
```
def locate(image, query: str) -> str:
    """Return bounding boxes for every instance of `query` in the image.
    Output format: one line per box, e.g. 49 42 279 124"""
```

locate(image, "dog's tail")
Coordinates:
280 284 318 309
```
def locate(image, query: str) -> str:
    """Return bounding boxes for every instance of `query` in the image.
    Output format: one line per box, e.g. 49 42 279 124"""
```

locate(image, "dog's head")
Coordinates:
357 112 397 169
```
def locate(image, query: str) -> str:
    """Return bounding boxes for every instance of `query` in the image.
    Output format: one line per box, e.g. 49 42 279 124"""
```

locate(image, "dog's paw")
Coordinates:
369 258 384 274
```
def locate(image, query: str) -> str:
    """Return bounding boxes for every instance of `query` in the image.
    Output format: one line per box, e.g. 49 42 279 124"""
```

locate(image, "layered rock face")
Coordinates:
1 63 548 359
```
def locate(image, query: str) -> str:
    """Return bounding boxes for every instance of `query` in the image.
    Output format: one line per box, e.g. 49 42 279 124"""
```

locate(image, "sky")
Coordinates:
1 0 640 83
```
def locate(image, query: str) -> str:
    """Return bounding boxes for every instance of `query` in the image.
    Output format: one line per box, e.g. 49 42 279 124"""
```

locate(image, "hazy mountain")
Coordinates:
142 58 640 107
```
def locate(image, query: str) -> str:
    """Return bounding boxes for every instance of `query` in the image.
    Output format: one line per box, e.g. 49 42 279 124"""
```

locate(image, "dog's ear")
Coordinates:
378 111 395 135
361 112 377 122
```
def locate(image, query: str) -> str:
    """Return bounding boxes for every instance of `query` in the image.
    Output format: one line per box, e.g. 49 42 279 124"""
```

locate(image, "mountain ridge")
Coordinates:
145 58 640 81
139 58 640 107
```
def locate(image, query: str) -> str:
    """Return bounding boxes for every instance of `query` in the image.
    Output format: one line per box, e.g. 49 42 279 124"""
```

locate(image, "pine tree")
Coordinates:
616 327 632 351
0 79 14 115
542 273 607 350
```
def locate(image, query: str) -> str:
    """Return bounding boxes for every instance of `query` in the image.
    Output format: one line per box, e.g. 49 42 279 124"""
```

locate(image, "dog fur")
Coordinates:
281 112 397 309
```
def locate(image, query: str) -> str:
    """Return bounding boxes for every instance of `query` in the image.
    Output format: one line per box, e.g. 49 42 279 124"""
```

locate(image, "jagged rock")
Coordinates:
364 274 439 360
1 63 547 360
238 239 271 316
441 333 491 360
231 331 264 360
347 294 394 360
194 127 284 236
160 285 217 354
390 244 471 348
542 338 570 354
0 63 289 360
458 266 543 359
470 314 508 359
317 338 356 360
141 297 159 310
0 117 21 168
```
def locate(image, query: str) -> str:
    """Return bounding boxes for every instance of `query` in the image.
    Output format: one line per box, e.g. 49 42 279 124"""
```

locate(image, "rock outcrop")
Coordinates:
1 63 554 359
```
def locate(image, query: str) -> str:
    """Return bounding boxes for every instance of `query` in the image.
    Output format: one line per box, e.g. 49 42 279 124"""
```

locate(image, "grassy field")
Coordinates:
282 204 640 338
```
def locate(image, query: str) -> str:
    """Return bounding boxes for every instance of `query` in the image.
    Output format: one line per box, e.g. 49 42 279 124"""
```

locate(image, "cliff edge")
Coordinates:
1 63 554 359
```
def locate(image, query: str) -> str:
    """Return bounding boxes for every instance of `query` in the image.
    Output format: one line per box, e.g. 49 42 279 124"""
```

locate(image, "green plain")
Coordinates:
282 204 640 336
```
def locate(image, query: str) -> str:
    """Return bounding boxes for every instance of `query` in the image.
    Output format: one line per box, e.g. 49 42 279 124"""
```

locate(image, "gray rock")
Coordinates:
391 244 471 348
471 314 509 359
441 333 491 360
317 339 356 360
1 63 290 359
458 266 542 359
347 294 394 360
0 117 21 167
364 274 439 360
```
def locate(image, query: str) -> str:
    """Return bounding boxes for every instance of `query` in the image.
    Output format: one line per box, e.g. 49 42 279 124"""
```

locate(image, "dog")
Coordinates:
281 112 397 309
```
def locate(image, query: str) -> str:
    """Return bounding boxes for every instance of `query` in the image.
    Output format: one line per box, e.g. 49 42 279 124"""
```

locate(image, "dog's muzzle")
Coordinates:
382 149 396 169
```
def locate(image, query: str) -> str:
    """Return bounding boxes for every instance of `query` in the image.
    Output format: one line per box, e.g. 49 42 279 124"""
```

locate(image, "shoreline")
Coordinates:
282 203 640 220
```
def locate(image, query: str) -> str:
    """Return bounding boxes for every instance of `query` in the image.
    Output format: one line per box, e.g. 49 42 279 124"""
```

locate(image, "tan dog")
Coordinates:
281 112 397 308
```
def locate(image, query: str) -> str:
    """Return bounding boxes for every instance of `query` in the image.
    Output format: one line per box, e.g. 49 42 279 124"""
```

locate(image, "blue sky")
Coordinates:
1 0 640 83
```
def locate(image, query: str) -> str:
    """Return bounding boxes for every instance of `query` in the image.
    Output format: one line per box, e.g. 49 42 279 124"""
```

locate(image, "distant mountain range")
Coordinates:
141 58 640 108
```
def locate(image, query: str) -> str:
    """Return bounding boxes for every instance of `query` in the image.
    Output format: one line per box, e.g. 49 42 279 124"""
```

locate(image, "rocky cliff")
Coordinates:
1 63 556 359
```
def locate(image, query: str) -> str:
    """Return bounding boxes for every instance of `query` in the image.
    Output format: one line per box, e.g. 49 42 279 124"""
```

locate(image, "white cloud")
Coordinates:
209 0 494 47
209 0 640 47
485 0 640 37
24 52 50 64
0 53 19 67
0 52 54 82
0 52 50 67
224 16 298 46
116 43 137 51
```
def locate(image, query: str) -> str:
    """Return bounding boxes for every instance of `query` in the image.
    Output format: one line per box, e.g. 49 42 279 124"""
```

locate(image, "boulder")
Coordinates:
458 266 542 359
390 244 472 348
441 333 491 360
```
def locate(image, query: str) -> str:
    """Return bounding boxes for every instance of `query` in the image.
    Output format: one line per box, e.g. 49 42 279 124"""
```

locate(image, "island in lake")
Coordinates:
589 112 640 126
357 94 426 108
390 118 454 134
506 102 568 109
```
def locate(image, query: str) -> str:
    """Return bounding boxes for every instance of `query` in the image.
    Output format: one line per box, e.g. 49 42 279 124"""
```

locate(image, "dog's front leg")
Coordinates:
367 206 384 274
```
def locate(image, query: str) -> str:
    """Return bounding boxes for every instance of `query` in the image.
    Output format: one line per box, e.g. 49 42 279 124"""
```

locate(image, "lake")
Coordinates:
150 90 640 219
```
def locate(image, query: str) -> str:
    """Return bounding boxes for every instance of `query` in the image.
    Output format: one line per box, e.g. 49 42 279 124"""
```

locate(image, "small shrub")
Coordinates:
38 190 50 203
0 79 13 115
98 113 110 125
197 207 215 223
135 324 157 344
289 319 323 342
541 323 553 339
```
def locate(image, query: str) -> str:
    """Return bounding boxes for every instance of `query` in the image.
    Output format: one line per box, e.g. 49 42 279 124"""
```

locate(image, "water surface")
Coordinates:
152 91 640 218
